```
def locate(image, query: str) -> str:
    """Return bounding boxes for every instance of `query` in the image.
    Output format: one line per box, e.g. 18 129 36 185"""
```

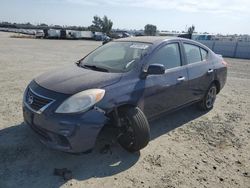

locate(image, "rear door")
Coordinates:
142 42 189 118
182 42 214 101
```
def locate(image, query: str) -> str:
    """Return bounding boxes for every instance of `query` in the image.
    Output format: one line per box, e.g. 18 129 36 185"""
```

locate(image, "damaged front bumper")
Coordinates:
23 103 108 153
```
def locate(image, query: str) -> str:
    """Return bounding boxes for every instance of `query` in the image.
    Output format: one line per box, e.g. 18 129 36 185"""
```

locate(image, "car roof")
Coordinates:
115 36 178 44
114 36 212 52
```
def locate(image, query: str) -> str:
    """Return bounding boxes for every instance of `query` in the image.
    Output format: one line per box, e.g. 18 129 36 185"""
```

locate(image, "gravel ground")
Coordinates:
0 32 249 188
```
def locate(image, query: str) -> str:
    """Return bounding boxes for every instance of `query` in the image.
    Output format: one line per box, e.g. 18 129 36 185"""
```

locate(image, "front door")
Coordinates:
140 42 189 119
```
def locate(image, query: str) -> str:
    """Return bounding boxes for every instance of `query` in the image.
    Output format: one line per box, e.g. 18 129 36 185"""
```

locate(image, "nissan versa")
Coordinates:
23 36 227 153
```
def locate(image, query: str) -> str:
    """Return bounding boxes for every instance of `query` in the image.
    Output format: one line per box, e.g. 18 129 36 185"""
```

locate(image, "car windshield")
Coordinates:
80 41 151 73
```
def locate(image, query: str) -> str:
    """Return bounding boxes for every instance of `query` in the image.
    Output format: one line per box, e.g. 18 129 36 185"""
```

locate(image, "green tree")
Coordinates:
89 15 113 34
89 15 102 32
188 25 195 35
101 15 113 34
144 24 157 36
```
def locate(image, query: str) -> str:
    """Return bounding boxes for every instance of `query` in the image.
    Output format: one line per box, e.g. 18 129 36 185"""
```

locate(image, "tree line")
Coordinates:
0 16 195 36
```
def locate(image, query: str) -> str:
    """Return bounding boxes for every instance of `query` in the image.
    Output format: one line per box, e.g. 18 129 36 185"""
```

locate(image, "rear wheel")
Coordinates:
117 107 150 152
198 84 217 111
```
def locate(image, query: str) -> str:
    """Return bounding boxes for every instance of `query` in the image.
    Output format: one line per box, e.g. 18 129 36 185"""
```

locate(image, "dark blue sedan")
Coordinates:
23 36 227 153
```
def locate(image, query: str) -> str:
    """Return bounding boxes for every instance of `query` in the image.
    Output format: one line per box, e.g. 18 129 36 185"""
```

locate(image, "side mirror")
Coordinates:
146 64 165 75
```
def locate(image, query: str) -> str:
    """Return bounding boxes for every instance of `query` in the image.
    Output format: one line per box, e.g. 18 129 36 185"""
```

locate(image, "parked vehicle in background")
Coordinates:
65 30 74 39
192 34 215 41
47 29 60 39
35 30 45 38
23 36 227 154
79 31 94 39
110 31 131 39
19 29 36 35
102 35 112 44
94 32 104 41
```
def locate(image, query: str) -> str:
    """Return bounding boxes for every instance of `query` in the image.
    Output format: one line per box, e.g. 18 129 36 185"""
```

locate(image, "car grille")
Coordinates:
26 88 54 112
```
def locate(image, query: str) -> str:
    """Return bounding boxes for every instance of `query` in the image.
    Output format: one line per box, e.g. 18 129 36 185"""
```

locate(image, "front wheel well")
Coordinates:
108 104 137 116
107 104 137 127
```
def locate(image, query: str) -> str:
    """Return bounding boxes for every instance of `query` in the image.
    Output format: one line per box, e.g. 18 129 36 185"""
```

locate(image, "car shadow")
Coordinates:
0 104 207 188
0 123 139 188
149 104 208 141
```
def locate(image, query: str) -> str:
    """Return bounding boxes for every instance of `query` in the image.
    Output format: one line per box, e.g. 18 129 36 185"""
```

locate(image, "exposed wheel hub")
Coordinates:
206 87 216 108
117 117 135 148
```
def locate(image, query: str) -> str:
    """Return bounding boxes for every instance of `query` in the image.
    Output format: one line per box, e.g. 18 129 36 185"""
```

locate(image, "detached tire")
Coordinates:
198 84 217 111
117 107 150 152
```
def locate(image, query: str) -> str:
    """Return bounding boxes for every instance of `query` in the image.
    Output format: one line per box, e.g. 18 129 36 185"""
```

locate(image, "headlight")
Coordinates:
55 89 105 113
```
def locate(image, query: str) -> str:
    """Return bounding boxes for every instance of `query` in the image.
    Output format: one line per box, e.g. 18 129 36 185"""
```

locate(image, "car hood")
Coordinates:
35 65 123 95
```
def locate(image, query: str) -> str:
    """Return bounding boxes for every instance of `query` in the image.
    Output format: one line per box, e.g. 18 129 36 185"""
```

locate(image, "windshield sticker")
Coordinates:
130 44 149 50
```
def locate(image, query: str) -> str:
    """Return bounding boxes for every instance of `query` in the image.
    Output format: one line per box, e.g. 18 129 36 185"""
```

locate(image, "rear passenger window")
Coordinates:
183 43 202 64
148 43 181 69
200 48 208 60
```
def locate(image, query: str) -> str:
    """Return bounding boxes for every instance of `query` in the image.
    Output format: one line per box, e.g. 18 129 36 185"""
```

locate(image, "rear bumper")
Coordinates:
23 103 108 153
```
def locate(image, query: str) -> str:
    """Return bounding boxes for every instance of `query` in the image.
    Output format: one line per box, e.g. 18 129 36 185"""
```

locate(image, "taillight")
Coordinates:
222 60 228 66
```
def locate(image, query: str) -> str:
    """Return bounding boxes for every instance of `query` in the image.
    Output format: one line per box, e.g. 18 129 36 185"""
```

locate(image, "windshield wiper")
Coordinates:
75 60 81 66
81 64 109 72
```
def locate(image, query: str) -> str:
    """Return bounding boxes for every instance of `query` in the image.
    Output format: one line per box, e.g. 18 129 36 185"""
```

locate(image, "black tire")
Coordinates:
117 107 150 152
198 84 217 111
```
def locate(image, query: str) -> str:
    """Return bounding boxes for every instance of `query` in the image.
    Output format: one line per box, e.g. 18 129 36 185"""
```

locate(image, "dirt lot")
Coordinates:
0 32 249 188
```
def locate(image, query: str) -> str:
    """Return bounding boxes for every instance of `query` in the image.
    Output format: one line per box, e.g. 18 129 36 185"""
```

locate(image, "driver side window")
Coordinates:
93 46 126 62
147 43 181 69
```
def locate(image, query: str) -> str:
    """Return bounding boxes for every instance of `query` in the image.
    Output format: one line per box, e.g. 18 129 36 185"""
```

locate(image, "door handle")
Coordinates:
207 69 214 74
177 76 185 82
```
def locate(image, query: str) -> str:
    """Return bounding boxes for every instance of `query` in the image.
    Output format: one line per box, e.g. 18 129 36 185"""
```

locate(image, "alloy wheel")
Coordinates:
206 86 216 109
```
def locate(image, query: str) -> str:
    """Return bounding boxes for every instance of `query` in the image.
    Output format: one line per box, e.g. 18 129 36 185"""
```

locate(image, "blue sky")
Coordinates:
0 0 250 34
